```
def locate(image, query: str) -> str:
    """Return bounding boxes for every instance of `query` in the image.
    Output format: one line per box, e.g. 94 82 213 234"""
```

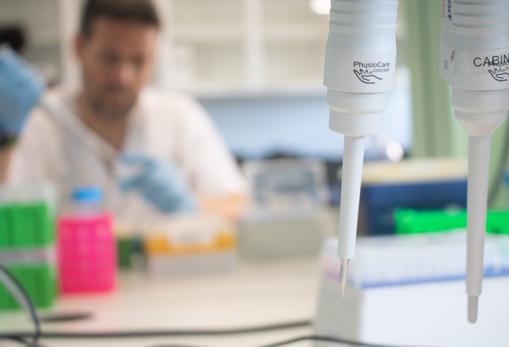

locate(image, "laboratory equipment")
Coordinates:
323 0 399 294
315 235 509 347
239 215 327 260
324 234 509 289
238 159 330 259
0 186 57 310
360 158 467 235
440 0 509 323
243 159 328 214
143 215 236 275
57 187 116 294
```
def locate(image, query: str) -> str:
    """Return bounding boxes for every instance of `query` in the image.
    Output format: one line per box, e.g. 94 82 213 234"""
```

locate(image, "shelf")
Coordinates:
0 0 60 34
263 25 328 41
265 40 325 83
173 25 244 42
171 0 243 27
159 80 325 100
261 0 327 27
0 0 332 99
28 31 60 47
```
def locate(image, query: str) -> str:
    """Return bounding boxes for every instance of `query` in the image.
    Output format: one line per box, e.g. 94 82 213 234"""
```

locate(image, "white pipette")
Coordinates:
440 0 509 323
323 0 399 295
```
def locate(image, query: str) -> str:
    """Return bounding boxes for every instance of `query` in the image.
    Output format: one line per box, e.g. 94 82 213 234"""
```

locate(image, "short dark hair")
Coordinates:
80 0 161 38
0 26 26 53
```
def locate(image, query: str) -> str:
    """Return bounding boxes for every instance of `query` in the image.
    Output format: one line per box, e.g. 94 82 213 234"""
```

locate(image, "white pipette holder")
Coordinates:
441 0 509 322
324 0 399 283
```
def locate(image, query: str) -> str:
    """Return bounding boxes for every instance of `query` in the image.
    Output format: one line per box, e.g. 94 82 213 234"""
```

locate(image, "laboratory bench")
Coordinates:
0 258 321 347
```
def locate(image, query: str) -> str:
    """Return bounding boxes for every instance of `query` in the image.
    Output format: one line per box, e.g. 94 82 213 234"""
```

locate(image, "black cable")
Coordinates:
488 114 509 207
4 336 31 346
40 312 93 324
146 334 434 347
5 336 46 347
0 265 41 346
0 321 439 347
0 320 311 340
256 335 436 347
12 337 31 345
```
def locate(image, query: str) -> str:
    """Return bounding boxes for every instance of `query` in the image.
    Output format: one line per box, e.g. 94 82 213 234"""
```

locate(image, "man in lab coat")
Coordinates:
0 0 247 225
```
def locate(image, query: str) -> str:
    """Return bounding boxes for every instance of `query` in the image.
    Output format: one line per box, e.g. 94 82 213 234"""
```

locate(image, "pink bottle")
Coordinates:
57 187 116 294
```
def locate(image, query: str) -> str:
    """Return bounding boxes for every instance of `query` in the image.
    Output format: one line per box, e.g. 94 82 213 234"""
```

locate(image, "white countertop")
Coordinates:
0 258 322 347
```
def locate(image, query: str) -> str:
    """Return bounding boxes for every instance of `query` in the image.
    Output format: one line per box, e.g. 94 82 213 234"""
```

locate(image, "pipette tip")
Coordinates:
468 296 479 324
339 259 350 297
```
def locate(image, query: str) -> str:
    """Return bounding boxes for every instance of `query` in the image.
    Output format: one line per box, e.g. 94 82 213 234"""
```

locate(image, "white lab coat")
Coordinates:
7 88 247 228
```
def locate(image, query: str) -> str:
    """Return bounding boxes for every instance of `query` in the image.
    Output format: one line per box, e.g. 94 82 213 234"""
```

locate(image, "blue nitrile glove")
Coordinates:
119 153 198 214
0 47 44 135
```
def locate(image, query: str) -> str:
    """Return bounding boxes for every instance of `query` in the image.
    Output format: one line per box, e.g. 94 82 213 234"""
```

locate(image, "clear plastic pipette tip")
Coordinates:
468 296 479 324
339 259 350 297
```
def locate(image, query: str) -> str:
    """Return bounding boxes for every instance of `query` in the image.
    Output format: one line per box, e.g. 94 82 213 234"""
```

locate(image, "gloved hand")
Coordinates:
0 47 44 135
119 153 198 214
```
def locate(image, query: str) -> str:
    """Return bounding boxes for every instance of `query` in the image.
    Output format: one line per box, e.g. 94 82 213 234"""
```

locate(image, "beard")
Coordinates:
85 85 138 121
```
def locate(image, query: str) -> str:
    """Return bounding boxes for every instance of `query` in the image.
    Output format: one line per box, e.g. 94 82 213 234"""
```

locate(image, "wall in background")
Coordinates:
201 93 335 159
201 68 412 161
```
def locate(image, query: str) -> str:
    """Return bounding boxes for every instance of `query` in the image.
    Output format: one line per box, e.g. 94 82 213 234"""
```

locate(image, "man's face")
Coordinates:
75 18 158 120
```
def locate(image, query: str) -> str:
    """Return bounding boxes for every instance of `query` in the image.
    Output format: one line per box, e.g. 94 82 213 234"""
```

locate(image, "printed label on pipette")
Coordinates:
445 47 509 87
324 50 396 92
353 61 391 85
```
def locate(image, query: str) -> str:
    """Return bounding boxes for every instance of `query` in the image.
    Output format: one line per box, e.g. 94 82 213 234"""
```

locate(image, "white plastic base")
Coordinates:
314 275 509 347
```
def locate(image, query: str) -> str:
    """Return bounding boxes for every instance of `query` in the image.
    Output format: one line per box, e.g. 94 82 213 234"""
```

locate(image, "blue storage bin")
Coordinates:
354 159 468 235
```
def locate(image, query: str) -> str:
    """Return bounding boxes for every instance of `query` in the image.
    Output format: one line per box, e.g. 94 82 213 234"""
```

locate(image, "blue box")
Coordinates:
353 159 468 235
359 179 467 235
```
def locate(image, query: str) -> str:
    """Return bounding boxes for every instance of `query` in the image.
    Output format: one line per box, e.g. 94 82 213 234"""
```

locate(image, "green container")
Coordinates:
0 201 57 310
394 209 509 235
0 207 10 246
0 202 54 249
0 264 57 310
116 236 146 270
117 237 134 269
